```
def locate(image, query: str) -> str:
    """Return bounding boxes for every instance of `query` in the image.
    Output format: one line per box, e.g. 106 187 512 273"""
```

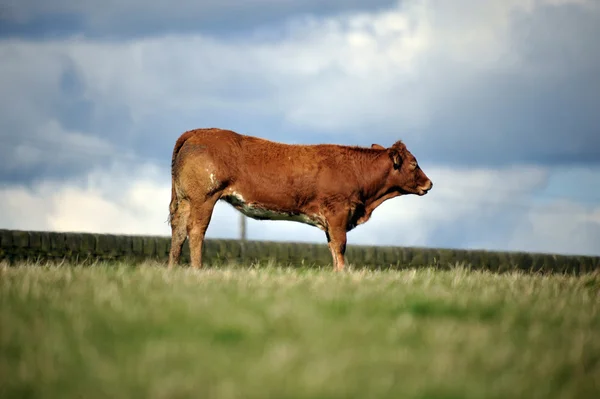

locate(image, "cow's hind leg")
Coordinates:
168 199 190 269
188 194 220 270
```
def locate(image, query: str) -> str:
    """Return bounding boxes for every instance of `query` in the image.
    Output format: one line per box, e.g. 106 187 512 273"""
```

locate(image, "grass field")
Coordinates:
1 261 599 399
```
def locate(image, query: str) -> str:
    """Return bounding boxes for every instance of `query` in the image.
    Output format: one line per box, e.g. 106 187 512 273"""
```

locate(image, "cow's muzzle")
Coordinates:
418 180 433 196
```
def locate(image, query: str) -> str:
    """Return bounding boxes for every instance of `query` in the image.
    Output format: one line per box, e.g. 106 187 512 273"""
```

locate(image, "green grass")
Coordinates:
1 262 599 399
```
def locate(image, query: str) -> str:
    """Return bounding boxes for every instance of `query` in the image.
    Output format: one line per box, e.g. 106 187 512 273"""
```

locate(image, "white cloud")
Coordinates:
507 200 600 256
0 164 170 235
0 1 509 130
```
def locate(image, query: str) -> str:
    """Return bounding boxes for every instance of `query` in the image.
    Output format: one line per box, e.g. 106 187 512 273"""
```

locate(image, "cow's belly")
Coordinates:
221 191 326 230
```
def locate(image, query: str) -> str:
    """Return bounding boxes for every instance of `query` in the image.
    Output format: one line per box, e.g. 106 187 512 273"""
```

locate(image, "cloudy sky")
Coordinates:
1 0 599 256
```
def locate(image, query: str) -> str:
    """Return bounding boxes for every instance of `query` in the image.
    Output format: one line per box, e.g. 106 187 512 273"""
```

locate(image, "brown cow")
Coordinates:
168 128 432 271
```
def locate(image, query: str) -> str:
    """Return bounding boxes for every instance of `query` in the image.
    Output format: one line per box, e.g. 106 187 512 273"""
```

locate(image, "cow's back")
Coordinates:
174 128 374 214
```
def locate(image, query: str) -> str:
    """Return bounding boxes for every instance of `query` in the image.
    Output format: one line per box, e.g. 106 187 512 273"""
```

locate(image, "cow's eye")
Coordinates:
410 162 417 170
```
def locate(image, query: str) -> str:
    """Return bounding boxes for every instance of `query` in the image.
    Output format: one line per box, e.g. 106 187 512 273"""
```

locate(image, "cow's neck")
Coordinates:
352 154 401 227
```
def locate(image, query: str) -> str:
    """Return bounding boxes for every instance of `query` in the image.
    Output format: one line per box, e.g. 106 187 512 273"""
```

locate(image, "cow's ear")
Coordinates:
371 144 385 150
389 149 402 169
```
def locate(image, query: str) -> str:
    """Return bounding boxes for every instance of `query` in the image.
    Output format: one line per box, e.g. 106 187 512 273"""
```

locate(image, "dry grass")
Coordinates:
1 261 599 399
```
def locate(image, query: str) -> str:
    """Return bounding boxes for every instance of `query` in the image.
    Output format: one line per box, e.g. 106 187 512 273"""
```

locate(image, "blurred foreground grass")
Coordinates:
1 261 599 399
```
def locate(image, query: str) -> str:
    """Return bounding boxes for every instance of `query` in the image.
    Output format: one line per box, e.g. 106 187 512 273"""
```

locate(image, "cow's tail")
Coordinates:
167 184 177 227
167 130 196 226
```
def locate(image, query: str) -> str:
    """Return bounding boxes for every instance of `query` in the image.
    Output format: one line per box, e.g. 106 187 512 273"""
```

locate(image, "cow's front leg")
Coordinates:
325 226 347 272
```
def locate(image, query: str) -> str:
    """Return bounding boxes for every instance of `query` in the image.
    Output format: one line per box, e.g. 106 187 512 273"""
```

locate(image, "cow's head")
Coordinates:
372 141 433 196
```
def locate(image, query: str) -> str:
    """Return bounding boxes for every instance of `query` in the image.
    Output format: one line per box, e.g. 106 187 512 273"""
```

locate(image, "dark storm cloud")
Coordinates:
406 65 600 168
0 56 135 184
0 0 398 39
